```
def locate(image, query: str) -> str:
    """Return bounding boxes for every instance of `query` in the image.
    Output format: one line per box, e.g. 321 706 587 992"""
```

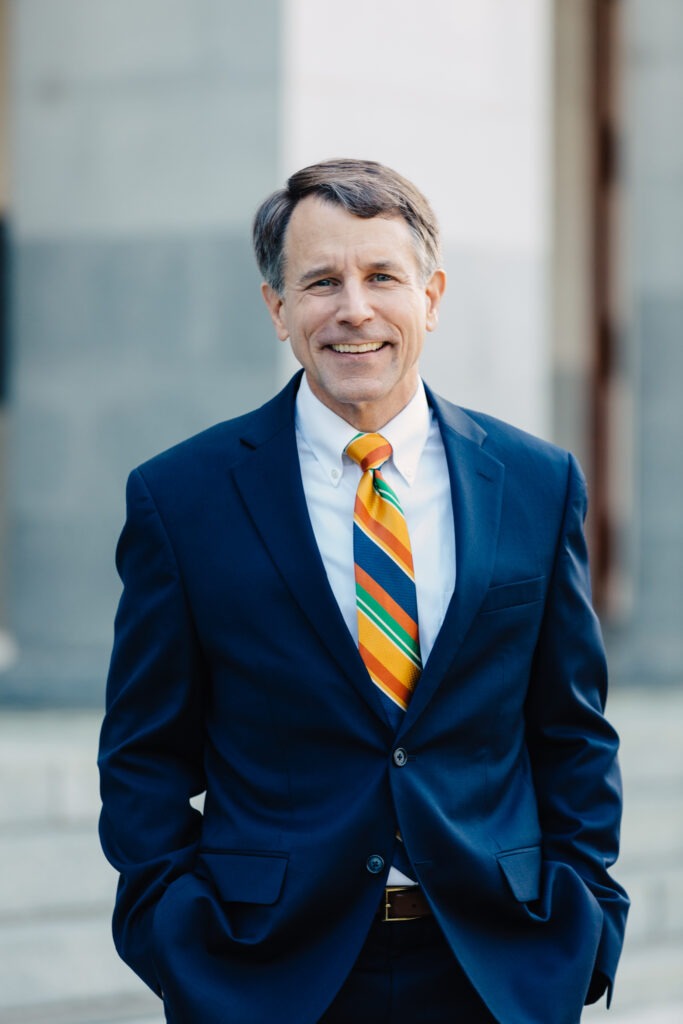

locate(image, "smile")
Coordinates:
329 342 385 354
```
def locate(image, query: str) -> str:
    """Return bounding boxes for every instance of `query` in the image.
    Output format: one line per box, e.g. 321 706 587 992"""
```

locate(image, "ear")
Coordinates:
261 283 290 342
424 269 446 333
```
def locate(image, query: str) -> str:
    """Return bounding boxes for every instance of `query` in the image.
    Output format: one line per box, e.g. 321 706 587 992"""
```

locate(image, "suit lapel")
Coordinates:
401 393 505 732
229 379 391 726
229 375 505 733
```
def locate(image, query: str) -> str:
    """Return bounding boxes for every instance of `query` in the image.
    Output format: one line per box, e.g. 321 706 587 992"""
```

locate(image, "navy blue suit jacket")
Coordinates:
99 372 628 1023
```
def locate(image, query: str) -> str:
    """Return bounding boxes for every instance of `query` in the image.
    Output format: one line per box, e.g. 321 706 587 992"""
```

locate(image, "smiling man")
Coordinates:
261 193 444 430
99 159 628 1024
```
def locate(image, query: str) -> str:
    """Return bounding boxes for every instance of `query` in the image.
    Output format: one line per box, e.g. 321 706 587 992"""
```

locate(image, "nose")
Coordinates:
335 280 374 327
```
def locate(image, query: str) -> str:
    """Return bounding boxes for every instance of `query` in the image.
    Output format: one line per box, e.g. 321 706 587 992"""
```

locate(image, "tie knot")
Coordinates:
345 432 393 472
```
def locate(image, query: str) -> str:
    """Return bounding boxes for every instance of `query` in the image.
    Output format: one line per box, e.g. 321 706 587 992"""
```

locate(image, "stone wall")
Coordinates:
3 0 282 702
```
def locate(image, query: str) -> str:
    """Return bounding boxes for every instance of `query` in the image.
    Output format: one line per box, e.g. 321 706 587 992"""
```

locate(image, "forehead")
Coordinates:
283 196 419 272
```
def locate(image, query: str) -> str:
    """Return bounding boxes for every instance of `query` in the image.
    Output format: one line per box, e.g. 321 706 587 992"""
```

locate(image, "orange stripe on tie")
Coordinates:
359 441 392 472
354 494 414 575
355 566 419 640
358 643 414 709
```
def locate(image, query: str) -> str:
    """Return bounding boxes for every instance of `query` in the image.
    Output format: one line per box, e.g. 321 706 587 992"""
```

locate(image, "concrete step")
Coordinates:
0 993 161 1024
0 913 158 1016
585 1005 683 1024
583 937 683 1020
0 824 115 919
0 712 100 827
0 688 681 1022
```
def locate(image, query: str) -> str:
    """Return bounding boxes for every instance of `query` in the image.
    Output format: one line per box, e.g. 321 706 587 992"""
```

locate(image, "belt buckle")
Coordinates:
382 885 420 923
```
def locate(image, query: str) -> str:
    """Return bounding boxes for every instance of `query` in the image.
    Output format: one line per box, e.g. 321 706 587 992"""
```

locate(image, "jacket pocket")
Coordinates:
496 845 542 902
479 576 545 614
196 850 288 905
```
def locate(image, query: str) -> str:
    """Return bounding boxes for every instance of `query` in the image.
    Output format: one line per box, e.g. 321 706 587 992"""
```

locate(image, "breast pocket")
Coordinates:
479 576 545 615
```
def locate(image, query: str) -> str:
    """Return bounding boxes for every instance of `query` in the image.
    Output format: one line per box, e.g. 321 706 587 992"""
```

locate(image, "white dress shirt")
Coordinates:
295 373 455 662
295 373 456 885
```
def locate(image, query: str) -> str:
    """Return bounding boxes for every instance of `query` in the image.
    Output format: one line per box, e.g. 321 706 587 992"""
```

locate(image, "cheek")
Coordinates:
290 304 327 342
386 299 427 335
404 312 428 348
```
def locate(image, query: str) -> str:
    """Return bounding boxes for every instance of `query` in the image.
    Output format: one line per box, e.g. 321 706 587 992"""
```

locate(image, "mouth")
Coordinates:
328 342 386 354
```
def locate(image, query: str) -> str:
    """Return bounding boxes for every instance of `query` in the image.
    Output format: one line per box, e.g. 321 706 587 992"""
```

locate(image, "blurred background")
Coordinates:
0 1 681 1021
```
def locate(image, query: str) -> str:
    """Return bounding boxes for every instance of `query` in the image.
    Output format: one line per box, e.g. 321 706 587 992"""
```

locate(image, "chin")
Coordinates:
334 386 387 408
332 374 392 399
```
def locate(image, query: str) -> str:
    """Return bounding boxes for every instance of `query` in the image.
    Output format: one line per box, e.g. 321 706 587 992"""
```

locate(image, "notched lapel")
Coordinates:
402 405 505 732
230 423 391 725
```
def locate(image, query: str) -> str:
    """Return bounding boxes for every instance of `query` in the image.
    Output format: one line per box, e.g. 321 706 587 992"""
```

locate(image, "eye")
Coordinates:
308 278 336 289
372 272 394 283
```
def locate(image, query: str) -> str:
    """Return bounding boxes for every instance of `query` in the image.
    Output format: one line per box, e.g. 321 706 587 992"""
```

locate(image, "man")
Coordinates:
99 159 628 1023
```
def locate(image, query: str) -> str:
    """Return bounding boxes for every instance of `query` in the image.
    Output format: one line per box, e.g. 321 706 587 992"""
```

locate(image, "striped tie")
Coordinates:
345 432 422 713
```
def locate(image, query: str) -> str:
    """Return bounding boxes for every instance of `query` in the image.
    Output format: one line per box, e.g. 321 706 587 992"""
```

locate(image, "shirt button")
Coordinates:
393 747 408 767
366 854 385 875
330 468 340 481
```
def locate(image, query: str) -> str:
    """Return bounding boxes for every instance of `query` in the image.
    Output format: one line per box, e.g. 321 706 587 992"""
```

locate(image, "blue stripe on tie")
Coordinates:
354 525 419 622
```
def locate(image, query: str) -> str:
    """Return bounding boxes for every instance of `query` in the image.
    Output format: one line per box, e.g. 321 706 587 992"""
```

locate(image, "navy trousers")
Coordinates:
318 915 498 1023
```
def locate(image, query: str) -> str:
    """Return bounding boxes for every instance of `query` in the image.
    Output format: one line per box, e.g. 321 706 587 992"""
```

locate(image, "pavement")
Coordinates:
0 685 681 1023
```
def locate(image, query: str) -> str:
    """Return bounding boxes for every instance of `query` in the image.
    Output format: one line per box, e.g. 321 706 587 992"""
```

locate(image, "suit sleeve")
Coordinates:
98 468 207 993
525 453 629 1005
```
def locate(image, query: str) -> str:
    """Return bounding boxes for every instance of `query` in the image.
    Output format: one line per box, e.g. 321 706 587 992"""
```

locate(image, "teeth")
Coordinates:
330 342 383 353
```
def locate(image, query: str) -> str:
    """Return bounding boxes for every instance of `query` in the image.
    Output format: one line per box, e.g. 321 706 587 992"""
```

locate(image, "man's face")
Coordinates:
262 196 446 431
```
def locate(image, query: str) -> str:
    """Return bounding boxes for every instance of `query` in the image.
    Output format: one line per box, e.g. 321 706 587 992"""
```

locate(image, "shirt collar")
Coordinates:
295 373 431 487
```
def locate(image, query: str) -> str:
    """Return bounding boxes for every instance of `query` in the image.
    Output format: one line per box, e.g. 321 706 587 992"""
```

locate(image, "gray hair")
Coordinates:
253 158 442 294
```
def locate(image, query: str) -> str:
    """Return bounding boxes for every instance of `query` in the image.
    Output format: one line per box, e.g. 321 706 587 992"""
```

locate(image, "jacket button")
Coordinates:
393 747 408 767
366 854 385 875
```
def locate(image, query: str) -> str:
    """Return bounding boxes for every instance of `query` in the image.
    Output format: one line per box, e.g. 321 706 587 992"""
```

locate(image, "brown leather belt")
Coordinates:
378 885 432 922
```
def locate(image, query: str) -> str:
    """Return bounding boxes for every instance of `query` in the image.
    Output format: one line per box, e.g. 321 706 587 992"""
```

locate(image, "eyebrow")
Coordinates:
295 260 405 287
296 265 336 287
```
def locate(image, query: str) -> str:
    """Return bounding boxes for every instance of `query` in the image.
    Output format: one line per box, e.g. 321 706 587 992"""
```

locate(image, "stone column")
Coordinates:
3 0 282 703
610 0 683 682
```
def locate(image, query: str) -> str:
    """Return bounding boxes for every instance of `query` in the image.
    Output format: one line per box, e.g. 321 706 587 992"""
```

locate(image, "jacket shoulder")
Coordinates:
427 386 580 496
465 407 569 464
